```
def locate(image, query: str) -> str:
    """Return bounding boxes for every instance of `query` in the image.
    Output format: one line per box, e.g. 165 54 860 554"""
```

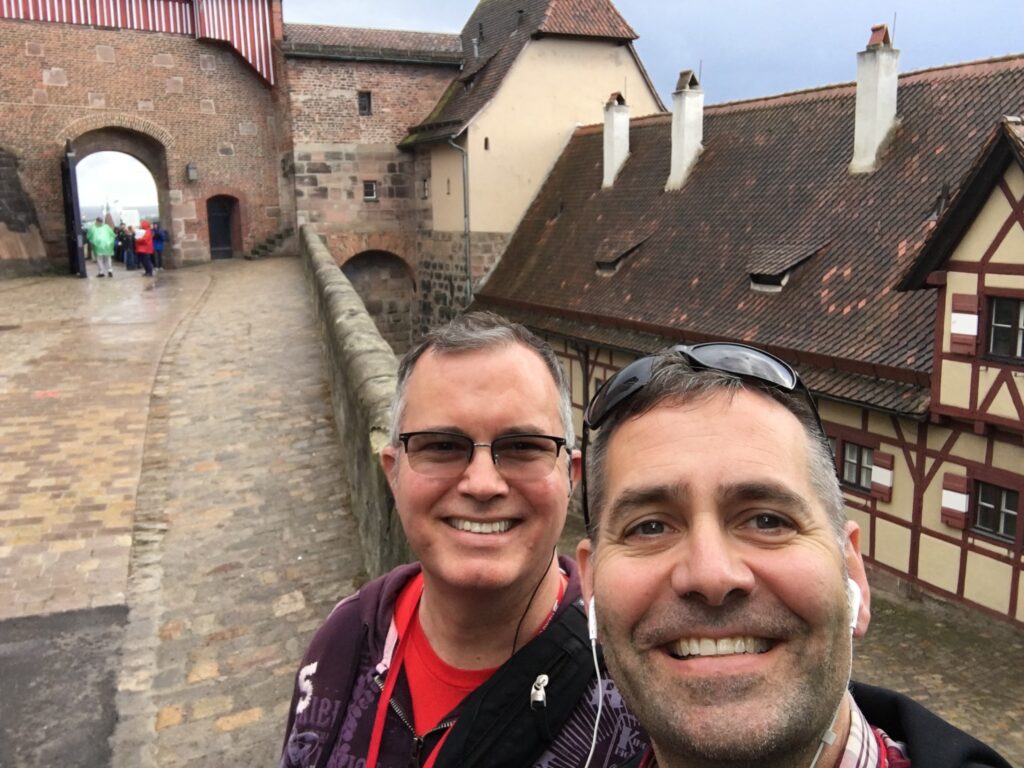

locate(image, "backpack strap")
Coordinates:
437 599 597 768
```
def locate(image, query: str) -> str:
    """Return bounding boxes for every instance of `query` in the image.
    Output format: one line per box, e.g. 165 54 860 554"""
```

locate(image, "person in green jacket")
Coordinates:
86 217 116 278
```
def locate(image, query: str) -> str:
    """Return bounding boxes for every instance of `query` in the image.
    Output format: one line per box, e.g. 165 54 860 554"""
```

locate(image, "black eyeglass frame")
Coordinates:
397 431 568 479
580 342 830 532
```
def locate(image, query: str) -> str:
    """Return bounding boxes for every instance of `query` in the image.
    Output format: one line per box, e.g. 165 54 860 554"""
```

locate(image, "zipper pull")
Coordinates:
530 673 549 710
408 735 424 767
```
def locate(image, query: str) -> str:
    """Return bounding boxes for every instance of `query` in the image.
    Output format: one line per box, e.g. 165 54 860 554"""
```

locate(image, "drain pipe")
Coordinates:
447 136 472 304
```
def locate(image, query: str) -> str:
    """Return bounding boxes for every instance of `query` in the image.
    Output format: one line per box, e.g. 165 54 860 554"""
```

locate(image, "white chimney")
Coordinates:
850 24 899 174
665 71 703 191
603 92 629 188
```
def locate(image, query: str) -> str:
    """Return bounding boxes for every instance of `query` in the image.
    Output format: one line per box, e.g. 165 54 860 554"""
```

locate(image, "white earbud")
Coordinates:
846 578 861 632
583 595 602 768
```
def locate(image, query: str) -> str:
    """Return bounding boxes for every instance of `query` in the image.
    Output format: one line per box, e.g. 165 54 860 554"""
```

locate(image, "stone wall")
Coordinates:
341 251 416 354
416 229 511 334
301 224 411 576
0 147 47 276
0 19 292 271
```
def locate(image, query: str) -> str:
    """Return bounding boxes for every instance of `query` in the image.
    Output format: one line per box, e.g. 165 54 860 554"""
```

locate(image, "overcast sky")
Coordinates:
80 1 1022 208
76 151 157 209
283 0 1023 105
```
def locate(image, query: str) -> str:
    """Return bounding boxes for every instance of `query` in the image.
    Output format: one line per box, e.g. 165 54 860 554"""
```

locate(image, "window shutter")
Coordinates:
949 294 979 356
940 472 969 529
870 451 893 503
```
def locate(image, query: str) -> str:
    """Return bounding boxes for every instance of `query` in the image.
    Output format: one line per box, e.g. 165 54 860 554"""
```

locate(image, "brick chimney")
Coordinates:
603 92 629 188
850 24 899 174
665 71 703 191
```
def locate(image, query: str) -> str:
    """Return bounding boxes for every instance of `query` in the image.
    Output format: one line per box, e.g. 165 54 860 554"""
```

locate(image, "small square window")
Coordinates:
974 481 1018 541
841 441 873 491
363 181 378 201
357 91 372 116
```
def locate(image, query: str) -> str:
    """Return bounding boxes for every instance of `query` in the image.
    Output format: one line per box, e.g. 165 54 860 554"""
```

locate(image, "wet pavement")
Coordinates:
1 259 363 766
0 258 1021 766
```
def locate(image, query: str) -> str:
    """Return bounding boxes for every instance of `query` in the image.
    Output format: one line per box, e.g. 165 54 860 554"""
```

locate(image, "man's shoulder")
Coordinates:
851 681 1011 768
303 562 421 662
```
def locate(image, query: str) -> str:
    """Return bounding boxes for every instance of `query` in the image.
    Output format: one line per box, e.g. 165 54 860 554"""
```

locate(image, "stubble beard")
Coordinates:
602 608 850 768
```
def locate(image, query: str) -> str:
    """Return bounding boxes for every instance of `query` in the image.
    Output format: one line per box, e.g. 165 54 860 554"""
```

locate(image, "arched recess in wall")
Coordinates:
341 250 416 354
68 126 171 264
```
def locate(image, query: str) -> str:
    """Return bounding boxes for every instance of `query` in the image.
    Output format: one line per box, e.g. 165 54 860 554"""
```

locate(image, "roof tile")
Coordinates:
475 55 1024 409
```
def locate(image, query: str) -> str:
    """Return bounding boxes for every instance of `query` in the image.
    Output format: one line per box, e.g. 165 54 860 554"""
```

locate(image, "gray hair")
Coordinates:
586 350 845 542
389 311 575 448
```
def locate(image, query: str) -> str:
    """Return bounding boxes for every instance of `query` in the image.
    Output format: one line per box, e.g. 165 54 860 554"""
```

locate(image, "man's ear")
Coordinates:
380 445 399 490
844 522 871 637
569 448 583 489
577 536 594 605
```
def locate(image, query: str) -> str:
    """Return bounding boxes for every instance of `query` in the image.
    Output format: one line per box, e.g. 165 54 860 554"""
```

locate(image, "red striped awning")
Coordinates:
0 0 274 85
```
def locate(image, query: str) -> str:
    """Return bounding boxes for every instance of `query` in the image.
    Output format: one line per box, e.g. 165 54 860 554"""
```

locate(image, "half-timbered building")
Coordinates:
472 29 1024 625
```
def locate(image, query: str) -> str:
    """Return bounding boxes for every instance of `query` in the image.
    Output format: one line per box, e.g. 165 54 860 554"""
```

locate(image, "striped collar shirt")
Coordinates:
638 692 910 768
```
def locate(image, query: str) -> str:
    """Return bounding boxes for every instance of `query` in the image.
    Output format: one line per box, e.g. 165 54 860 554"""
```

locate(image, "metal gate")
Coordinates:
61 140 86 277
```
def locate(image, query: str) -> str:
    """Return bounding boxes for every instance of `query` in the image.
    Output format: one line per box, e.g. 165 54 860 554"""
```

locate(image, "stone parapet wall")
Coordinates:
301 224 411 576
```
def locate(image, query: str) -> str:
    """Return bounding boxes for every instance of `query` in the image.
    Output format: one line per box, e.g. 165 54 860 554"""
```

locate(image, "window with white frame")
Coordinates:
841 441 873 491
363 180 378 201
974 481 1018 542
988 297 1024 360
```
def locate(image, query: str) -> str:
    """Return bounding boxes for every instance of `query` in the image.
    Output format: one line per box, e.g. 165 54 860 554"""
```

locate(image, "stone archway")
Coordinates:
341 250 416 354
68 126 172 265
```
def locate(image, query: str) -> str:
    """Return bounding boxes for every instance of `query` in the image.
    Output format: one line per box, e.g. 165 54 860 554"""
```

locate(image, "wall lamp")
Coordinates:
186 162 199 182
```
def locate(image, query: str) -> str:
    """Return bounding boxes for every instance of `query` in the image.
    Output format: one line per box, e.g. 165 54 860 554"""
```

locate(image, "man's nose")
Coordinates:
668 517 755 607
457 445 509 500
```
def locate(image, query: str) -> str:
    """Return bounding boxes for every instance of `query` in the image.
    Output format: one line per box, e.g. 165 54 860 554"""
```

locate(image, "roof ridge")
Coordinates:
694 52 1024 115
284 22 459 38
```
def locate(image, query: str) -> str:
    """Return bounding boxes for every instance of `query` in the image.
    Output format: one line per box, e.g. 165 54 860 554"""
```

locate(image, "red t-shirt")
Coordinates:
393 575 499 734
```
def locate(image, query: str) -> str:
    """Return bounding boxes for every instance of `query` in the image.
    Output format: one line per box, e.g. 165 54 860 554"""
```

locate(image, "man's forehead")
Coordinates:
604 390 813 485
402 342 562 424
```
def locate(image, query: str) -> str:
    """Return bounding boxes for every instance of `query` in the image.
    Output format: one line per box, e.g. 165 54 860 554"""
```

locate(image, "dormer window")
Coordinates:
989 297 1024 361
747 241 828 293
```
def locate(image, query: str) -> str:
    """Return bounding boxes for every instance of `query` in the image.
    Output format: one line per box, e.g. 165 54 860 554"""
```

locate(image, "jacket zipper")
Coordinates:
374 673 457 766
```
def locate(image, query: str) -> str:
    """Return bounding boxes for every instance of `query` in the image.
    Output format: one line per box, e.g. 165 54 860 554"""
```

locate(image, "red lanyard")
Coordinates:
365 575 423 768
365 573 566 768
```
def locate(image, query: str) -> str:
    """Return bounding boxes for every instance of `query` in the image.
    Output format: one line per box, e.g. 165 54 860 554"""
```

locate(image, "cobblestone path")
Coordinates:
0 259 364 767
0 259 1020 766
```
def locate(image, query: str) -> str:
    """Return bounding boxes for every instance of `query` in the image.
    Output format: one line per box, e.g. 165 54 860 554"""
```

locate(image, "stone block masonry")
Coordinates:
0 18 293 271
301 225 412 576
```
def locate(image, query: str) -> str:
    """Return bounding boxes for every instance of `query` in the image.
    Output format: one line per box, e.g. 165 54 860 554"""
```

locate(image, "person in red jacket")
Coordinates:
135 220 155 277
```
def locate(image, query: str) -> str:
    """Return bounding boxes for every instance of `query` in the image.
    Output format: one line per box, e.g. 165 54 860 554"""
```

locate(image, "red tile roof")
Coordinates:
283 24 461 63
539 0 637 40
473 55 1024 414
403 0 641 146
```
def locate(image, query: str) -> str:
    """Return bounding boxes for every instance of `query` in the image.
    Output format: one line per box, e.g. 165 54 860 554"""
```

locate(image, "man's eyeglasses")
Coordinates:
398 431 567 481
581 342 828 529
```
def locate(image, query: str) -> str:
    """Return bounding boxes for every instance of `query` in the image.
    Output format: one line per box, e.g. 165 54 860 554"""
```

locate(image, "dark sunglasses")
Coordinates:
581 342 828 531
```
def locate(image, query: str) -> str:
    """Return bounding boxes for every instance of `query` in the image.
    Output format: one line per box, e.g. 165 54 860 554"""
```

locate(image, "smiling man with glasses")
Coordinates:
577 344 1010 768
280 312 646 768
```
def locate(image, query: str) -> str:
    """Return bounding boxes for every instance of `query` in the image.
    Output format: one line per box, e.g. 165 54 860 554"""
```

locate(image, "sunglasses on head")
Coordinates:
580 342 828 531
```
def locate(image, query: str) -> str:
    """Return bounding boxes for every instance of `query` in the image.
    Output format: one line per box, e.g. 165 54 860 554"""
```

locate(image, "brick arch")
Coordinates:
55 113 175 148
342 250 416 354
67 127 171 258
